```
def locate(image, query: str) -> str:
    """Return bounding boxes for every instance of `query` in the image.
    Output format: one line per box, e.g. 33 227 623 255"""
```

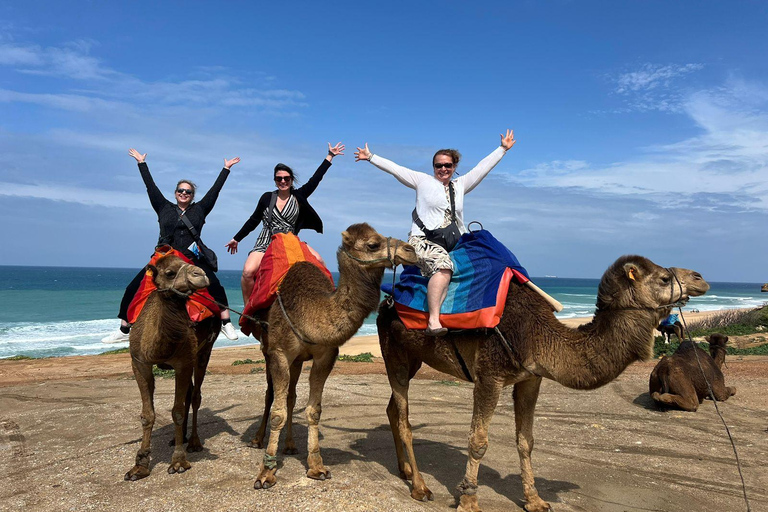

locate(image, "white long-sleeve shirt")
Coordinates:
369 146 507 236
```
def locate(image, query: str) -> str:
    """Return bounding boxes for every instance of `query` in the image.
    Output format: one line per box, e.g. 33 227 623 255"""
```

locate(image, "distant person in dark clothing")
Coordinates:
225 142 343 303
101 148 240 344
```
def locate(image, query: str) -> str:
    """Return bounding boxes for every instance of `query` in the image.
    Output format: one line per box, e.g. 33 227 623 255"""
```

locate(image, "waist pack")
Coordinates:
413 182 461 252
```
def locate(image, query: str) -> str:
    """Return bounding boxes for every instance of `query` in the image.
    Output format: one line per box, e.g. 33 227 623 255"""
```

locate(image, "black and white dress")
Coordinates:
250 195 300 253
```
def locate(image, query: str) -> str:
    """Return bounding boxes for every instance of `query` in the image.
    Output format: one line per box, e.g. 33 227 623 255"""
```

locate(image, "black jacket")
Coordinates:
232 159 331 242
139 162 230 260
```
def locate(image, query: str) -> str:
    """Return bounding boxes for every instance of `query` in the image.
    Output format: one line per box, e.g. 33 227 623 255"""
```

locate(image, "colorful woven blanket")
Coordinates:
381 230 529 330
127 245 219 324
240 233 333 335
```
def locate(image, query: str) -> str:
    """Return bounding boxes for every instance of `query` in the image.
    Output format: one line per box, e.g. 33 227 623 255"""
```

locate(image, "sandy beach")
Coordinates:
1 308 766 511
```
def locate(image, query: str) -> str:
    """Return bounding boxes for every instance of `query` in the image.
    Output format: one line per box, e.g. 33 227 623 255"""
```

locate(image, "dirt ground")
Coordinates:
1 346 766 512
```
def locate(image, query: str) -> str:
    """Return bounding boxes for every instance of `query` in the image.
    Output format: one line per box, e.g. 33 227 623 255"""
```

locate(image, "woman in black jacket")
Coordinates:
101 148 240 344
225 142 343 303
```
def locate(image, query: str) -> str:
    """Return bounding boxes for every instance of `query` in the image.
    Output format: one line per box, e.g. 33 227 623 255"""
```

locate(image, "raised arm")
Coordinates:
354 143 422 189
226 192 270 254
294 143 343 198
456 129 516 193
130 148 167 213
197 157 239 214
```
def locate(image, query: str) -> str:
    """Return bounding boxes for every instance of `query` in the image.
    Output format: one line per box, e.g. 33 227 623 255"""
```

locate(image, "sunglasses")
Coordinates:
176 188 193 195
433 162 454 170
274 176 293 183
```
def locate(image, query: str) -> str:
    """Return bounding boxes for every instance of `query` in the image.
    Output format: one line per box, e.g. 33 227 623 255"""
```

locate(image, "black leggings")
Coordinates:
118 258 228 322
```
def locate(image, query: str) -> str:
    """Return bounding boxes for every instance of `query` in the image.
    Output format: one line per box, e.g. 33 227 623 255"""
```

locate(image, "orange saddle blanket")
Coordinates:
240 233 333 335
126 245 220 324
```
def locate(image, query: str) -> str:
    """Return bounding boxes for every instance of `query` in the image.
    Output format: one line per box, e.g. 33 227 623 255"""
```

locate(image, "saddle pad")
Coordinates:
381 230 529 330
127 245 219 324
240 233 333 334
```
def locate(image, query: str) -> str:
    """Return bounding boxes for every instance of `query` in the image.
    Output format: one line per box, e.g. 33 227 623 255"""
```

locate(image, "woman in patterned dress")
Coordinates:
355 130 515 336
226 143 344 303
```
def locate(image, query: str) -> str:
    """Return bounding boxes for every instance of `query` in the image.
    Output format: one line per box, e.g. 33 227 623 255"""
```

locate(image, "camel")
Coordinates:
250 223 417 490
657 318 685 344
376 255 709 512
649 333 736 412
762 283 767 292
124 254 221 481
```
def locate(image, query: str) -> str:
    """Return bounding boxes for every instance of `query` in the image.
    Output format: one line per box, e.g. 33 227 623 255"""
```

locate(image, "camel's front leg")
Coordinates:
283 359 303 455
125 360 155 481
514 377 551 512
168 365 194 474
305 349 338 480
187 343 214 452
250 351 273 449
385 359 432 501
254 351 290 489
457 376 503 512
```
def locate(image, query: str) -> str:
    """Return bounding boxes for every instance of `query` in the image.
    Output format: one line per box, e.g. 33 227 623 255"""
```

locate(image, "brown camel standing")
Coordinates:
377 255 709 512
657 319 685 344
649 333 736 412
124 254 221 481
251 223 417 489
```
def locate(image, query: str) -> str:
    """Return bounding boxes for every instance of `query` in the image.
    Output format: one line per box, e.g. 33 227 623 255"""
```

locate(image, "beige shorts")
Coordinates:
408 235 454 278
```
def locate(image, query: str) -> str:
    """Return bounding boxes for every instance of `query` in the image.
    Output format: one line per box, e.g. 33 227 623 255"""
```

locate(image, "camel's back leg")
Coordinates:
250 351 273 449
513 377 551 512
305 348 338 480
283 359 303 455
651 378 700 411
168 364 194 474
187 339 215 452
457 375 504 512
125 359 156 481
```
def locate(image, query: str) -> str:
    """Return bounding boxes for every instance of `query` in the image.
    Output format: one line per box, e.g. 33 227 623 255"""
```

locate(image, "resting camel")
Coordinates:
251 223 417 489
377 255 709 512
124 254 221 481
649 333 736 412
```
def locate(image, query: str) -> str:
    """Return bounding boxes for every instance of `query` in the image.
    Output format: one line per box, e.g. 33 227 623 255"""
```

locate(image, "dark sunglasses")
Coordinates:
274 176 293 182
433 162 454 170
176 188 193 195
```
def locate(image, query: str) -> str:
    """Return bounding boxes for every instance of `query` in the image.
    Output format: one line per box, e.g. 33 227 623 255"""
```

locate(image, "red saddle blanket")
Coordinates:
126 246 220 324
240 233 333 335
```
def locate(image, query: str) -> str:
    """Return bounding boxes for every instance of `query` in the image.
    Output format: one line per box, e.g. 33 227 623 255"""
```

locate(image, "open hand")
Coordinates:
354 143 372 162
224 157 240 169
128 148 146 163
500 129 516 151
225 239 239 254
328 142 345 157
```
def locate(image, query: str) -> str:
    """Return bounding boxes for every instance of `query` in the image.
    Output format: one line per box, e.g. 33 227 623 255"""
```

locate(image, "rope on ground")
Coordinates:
678 308 752 512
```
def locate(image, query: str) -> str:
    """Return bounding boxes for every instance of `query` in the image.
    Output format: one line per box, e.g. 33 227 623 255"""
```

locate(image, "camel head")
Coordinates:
596 255 709 321
146 254 209 296
705 333 729 357
340 223 418 269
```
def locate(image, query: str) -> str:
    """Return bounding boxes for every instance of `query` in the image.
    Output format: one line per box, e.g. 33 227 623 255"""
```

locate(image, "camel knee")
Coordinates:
468 434 488 460
270 411 286 430
140 410 155 427
306 404 322 426
172 408 185 425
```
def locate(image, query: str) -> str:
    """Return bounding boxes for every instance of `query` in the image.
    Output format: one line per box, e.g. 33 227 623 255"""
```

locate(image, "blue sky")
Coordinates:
1 1 767 282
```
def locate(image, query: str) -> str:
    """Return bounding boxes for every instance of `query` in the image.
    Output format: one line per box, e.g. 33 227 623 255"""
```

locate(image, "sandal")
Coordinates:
425 327 448 337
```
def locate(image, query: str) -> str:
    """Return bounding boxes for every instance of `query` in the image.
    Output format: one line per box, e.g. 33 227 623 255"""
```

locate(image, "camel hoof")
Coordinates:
457 494 482 512
254 468 277 489
307 467 331 480
247 440 265 449
524 499 553 512
167 460 191 474
124 465 150 481
412 488 434 502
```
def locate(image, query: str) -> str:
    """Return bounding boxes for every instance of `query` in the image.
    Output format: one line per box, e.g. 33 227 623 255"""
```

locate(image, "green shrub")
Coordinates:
232 358 265 366
152 365 175 378
5 355 35 360
337 352 374 363
100 347 130 355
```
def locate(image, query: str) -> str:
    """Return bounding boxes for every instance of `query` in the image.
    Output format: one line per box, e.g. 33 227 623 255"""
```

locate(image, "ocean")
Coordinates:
1 265 765 359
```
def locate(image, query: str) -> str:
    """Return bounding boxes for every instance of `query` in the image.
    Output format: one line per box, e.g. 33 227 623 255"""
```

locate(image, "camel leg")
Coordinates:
254 351 291 489
305 348 338 480
168 364 194 474
283 359 303 455
384 357 432 500
710 379 737 402
456 376 504 512
125 360 155 481
651 379 699 412
513 377 551 512
250 352 273 449
187 343 214 452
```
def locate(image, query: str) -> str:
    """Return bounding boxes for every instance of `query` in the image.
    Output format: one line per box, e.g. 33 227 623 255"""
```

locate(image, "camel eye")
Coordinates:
165 270 176 277
367 242 381 251
660 275 670 284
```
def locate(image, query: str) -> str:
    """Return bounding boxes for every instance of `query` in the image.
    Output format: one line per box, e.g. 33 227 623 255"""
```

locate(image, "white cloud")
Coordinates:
606 62 704 113
615 63 703 93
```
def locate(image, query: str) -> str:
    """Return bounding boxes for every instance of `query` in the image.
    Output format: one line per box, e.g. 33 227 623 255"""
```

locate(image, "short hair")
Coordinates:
175 179 197 198
432 149 462 167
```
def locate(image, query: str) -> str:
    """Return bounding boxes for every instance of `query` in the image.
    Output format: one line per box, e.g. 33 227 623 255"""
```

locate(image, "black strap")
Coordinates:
178 208 202 241
265 191 279 236
451 338 473 382
413 181 456 231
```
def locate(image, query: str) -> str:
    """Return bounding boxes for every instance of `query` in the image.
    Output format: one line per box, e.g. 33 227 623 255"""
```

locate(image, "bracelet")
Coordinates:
369 153 374 161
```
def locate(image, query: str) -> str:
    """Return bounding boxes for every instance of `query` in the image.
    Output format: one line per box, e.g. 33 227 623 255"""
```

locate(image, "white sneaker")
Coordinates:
221 322 238 341
101 329 130 344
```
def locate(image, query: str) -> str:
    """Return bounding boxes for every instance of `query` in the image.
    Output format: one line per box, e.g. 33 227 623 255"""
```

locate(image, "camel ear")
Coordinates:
705 335 711 343
341 230 353 248
145 264 158 278
623 263 640 282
